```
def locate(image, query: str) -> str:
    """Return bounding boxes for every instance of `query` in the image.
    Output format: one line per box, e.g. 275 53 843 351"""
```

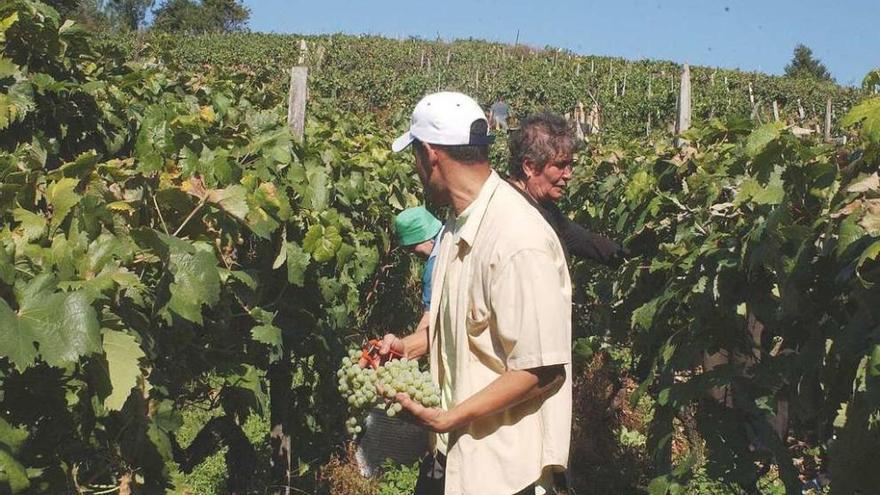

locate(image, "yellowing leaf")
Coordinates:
199 105 216 123
847 173 880 193
107 201 135 212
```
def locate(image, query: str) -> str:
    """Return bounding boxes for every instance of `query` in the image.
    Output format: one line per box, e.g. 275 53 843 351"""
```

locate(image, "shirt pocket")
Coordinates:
464 296 490 337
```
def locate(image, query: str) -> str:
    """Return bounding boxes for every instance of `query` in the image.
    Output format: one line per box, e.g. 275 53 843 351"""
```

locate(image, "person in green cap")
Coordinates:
394 206 443 334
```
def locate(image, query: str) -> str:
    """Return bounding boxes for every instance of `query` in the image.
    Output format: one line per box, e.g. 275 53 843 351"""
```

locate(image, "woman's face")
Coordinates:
524 152 574 203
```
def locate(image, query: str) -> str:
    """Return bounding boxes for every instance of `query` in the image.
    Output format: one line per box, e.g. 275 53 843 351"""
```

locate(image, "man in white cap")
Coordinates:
378 92 572 495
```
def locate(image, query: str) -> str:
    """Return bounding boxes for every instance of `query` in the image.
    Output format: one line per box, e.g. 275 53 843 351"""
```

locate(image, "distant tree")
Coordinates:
152 0 206 33
42 1 110 30
784 44 833 82
107 0 154 30
202 0 250 32
43 0 81 17
152 0 249 33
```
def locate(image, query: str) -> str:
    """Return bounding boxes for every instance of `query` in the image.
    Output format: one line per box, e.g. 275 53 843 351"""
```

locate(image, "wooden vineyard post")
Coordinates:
297 39 308 65
798 98 806 122
288 67 308 142
825 97 833 142
675 64 691 146
315 44 325 71
772 100 780 122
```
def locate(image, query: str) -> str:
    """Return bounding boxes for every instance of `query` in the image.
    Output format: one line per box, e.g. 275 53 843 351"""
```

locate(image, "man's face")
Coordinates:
412 143 442 206
409 239 434 259
525 151 574 204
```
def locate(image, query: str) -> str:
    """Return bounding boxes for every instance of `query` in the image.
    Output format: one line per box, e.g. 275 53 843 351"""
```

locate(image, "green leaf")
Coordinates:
841 97 880 145
736 167 784 206
647 475 669 495
0 418 27 454
251 325 282 347
0 300 37 371
245 206 280 239
305 164 329 211
46 178 80 232
745 122 783 158
18 287 101 367
0 58 18 78
285 241 310 286
631 298 659 331
302 224 342 263
12 208 46 241
208 185 249 221
837 214 866 257
0 447 29 494
53 150 100 179
167 249 221 324
102 329 145 411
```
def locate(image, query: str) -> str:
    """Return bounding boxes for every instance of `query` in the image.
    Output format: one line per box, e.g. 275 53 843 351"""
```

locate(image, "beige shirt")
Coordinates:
429 171 572 495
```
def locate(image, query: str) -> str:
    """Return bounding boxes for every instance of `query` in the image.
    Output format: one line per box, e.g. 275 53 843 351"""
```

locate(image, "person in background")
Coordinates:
489 97 511 132
507 111 628 266
394 206 443 337
380 91 572 495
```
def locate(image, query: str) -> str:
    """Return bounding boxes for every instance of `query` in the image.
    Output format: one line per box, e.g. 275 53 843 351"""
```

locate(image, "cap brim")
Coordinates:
391 131 414 152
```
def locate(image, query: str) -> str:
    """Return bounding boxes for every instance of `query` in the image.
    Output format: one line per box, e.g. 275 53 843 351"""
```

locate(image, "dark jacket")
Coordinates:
508 180 625 266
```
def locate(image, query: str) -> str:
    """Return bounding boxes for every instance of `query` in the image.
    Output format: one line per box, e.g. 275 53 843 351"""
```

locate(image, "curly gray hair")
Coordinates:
508 112 582 180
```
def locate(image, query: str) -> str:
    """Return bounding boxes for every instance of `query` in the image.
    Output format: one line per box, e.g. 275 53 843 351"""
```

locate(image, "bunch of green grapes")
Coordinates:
336 350 441 436
375 357 440 417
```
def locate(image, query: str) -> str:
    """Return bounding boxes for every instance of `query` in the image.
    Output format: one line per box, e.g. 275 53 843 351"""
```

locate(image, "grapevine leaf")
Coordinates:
0 58 16 78
0 300 37 371
306 165 329 211
207 185 249 221
18 283 101 367
847 173 880 194
245 206 279 239
837 214 866 257
631 298 659 331
285 241 310 286
12 208 46 241
0 447 29 494
167 249 221 324
46 178 80 232
251 325 282 347
745 122 783 158
859 200 880 235
303 224 342 263
841 97 880 145
102 329 145 411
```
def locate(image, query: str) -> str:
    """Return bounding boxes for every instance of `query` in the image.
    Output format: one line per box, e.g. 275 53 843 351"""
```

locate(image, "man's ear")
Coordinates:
423 142 441 168
522 158 538 178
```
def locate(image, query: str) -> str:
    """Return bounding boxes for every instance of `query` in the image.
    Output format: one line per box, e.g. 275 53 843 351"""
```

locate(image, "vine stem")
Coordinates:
173 198 208 236
152 192 170 235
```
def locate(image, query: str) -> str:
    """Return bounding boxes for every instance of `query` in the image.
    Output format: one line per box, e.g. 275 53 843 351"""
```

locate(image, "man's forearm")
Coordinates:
400 311 431 359
441 365 565 432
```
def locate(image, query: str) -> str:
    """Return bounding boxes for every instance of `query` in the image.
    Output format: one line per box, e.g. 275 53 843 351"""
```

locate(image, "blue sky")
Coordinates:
239 0 878 86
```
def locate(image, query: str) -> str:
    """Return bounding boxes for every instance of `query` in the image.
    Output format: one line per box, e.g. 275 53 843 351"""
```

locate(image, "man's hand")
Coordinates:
358 333 406 368
379 333 406 358
395 392 455 433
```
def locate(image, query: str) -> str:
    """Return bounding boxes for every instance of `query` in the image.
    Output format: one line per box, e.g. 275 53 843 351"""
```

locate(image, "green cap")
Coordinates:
394 206 442 247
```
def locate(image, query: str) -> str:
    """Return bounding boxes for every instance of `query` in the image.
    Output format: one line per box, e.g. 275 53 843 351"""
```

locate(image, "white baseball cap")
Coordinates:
391 91 495 152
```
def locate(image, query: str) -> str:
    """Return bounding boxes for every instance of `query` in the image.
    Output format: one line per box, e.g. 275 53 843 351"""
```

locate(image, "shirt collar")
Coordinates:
452 170 501 248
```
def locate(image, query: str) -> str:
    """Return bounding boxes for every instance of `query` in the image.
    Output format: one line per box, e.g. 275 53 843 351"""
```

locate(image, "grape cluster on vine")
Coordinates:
337 348 441 436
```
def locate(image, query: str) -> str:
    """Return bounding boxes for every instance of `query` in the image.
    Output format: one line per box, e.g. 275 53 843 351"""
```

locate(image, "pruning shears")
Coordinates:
360 338 403 370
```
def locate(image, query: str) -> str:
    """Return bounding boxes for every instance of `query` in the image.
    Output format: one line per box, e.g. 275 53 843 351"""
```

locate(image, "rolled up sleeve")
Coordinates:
491 248 570 371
